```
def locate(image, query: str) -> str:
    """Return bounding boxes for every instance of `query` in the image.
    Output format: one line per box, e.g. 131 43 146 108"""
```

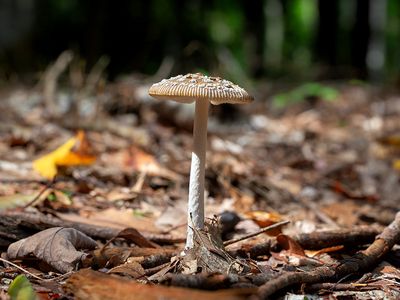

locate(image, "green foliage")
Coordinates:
291 0 318 39
47 192 57 201
386 0 400 75
151 0 174 27
46 0 83 23
208 0 246 71
208 2 244 45
273 83 339 108
284 0 317 67
8 275 37 300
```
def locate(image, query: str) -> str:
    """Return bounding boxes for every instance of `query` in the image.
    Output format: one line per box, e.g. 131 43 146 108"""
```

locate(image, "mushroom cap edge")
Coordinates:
148 73 254 105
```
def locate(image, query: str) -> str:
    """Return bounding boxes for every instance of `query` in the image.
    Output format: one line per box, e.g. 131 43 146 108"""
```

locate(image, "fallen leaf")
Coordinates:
7 227 97 273
375 261 400 279
245 211 283 236
33 131 96 179
108 261 145 279
321 201 360 227
65 269 253 300
8 275 38 300
330 180 378 202
112 227 160 248
275 235 323 268
276 234 306 256
305 245 344 257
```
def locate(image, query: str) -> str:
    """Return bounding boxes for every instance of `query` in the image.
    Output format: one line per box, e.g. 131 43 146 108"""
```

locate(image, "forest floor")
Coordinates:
0 68 400 299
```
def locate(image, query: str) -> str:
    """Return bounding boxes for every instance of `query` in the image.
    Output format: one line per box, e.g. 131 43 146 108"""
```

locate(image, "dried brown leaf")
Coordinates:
245 211 284 236
108 261 145 279
276 234 306 256
64 269 253 300
7 227 97 273
114 227 160 248
305 245 344 258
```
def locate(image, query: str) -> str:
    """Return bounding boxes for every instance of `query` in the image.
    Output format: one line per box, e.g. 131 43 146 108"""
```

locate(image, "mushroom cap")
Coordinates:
148 73 254 105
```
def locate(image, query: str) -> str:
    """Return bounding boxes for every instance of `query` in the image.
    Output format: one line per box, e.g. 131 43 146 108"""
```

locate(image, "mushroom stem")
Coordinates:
186 99 209 249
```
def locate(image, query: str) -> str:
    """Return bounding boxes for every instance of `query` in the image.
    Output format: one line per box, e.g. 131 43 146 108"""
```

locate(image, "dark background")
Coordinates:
0 0 398 83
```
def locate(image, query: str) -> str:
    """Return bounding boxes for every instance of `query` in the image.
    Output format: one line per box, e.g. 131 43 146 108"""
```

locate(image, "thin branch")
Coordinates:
0 257 71 282
22 180 55 209
224 220 290 247
253 211 400 299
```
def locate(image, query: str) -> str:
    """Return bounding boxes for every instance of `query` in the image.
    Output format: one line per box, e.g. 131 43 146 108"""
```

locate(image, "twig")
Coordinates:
293 226 382 250
304 282 379 293
1 211 185 245
0 257 71 282
0 179 49 184
253 211 400 299
228 240 274 259
0 257 44 281
22 180 55 209
224 221 290 247
131 170 147 194
144 262 170 277
230 225 383 259
156 272 243 290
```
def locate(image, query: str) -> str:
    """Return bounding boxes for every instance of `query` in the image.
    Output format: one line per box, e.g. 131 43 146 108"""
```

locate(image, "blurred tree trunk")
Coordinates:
386 0 400 82
264 0 284 71
315 0 338 67
242 0 265 77
351 0 370 79
84 0 107 69
367 0 387 81
0 0 34 75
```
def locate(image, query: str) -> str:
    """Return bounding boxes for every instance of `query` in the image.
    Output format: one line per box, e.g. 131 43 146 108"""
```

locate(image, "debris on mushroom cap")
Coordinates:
148 73 254 105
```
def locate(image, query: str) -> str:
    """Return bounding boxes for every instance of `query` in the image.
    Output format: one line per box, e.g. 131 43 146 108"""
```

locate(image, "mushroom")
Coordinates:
148 73 253 249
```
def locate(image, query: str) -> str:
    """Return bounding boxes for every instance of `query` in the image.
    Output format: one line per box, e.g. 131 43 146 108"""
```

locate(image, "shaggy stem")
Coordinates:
185 100 209 249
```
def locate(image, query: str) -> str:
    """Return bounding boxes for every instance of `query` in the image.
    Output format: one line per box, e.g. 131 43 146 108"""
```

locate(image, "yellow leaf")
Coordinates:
393 160 400 170
33 131 96 179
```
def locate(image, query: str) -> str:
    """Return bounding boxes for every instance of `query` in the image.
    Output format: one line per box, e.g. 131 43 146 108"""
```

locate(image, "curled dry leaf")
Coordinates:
276 234 324 267
7 227 98 273
108 261 145 279
112 227 160 248
276 234 305 257
101 227 160 254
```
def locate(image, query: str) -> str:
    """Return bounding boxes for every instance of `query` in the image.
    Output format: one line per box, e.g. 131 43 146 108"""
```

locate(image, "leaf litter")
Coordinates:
0 62 400 299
